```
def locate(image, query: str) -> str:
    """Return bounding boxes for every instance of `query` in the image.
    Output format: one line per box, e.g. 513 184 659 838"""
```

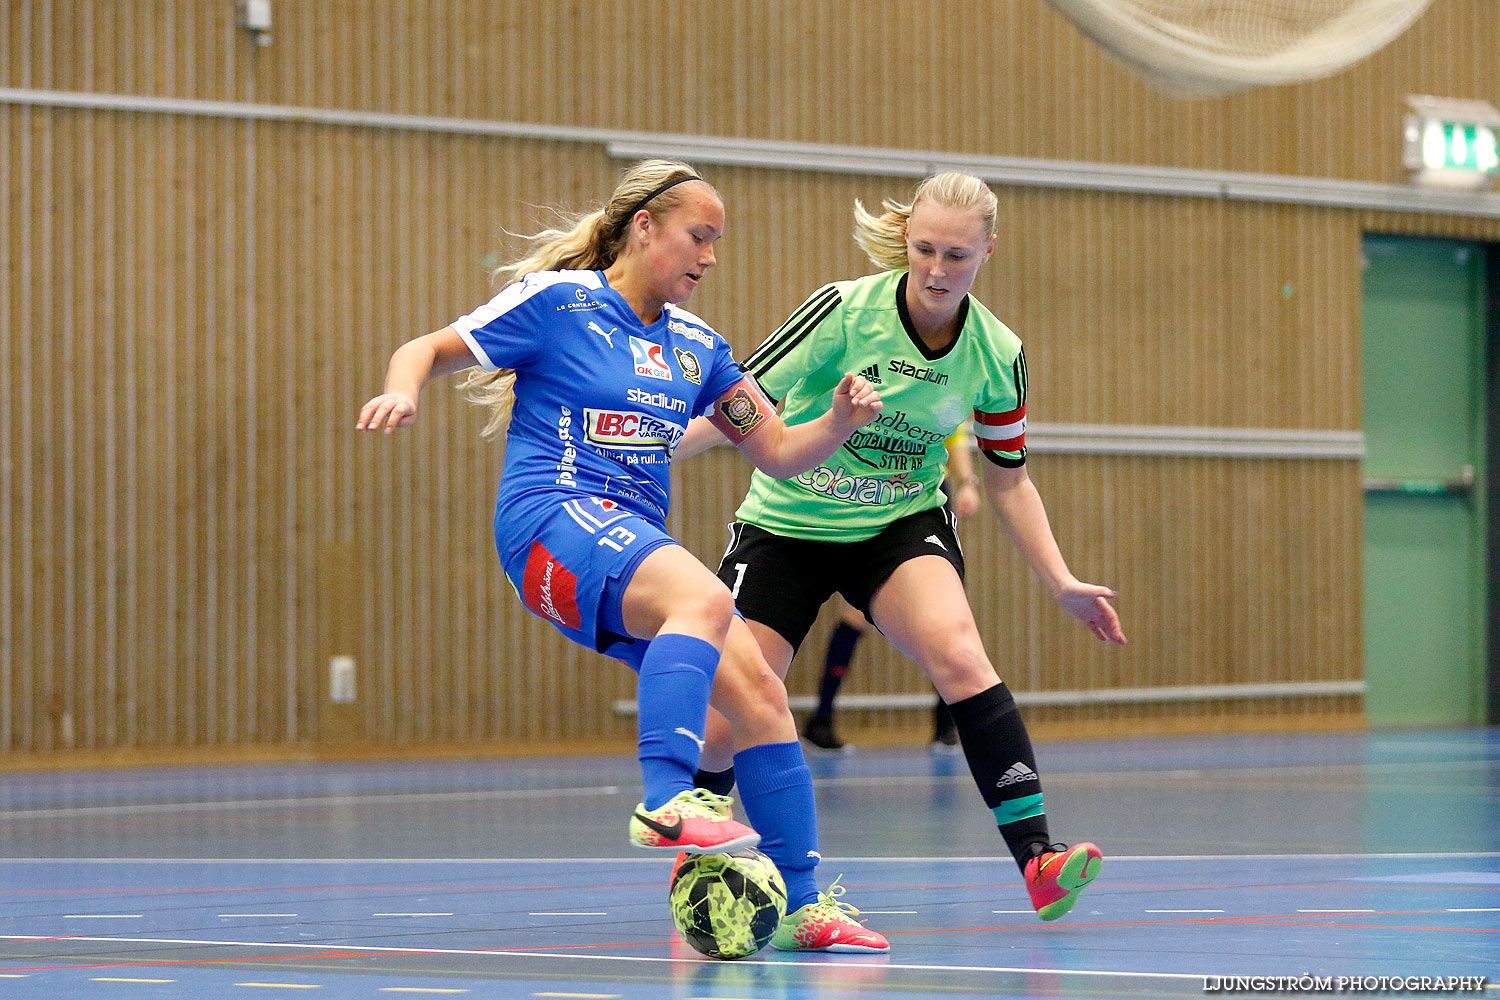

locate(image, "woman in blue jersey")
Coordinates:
681 172 1127 924
357 160 890 953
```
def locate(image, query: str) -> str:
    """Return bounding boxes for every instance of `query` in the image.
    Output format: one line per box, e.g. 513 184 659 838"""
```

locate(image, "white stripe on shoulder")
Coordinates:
449 270 602 369
663 304 724 344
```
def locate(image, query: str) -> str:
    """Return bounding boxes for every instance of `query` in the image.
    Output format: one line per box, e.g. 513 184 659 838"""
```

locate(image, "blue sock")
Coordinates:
734 741 821 911
636 634 719 810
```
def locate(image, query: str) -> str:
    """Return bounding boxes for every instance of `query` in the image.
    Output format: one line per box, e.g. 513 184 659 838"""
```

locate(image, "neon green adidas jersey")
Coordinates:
736 269 1029 541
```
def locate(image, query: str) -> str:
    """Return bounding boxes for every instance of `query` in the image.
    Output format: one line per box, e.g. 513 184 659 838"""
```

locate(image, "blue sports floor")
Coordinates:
0 729 1496 999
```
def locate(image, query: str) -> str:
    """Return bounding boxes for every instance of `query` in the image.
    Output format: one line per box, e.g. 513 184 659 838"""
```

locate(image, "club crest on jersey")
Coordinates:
630 336 673 381
584 409 684 452
673 347 702 384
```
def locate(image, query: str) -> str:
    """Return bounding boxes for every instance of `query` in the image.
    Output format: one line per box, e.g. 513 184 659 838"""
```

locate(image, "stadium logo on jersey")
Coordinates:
890 358 949 386
673 347 702 384
630 336 673 381
858 363 883 384
584 409 684 452
521 540 581 630
587 321 617 348
626 387 688 414
668 320 716 349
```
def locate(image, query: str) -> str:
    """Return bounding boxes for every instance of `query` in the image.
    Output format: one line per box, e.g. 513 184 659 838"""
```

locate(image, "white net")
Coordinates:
1045 0 1434 97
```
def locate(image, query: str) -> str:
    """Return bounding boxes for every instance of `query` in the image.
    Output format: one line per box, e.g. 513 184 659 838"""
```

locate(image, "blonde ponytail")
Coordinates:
459 160 711 439
853 172 999 271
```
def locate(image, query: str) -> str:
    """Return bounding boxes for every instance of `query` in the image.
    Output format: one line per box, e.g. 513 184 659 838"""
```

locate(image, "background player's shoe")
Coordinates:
770 876 889 953
1024 841 1102 920
629 789 759 853
802 716 850 751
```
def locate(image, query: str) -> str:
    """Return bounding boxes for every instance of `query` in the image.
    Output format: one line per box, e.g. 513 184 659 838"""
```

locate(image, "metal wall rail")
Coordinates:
6 86 1500 219
613 680 1366 715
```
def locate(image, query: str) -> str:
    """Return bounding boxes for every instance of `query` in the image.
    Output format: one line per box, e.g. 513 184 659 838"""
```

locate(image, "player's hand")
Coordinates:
1054 580 1127 645
952 481 982 518
357 392 418 433
830 372 883 432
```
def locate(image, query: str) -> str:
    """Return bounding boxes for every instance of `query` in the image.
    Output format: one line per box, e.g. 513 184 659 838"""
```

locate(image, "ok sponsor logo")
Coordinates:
584 409 684 452
630 336 673 381
520 540 581 629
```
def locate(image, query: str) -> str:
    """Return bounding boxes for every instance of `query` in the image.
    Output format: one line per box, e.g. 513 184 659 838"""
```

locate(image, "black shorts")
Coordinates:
714 505 965 652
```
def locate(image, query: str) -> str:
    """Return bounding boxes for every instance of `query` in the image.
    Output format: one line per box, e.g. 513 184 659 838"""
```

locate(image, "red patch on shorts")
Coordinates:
521 541 581 630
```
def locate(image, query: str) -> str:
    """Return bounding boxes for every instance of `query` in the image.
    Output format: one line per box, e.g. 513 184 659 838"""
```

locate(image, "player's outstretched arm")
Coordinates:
704 373 881 479
674 415 729 460
357 326 476 434
983 462 1127 645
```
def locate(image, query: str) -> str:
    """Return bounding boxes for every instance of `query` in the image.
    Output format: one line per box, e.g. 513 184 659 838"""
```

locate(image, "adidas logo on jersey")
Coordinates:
925 534 946 550
995 762 1037 789
858 363 883 384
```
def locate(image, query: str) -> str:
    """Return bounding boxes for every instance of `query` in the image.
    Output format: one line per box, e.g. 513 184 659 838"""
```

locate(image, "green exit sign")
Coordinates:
1410 119 1499 172
1404 96 1500 190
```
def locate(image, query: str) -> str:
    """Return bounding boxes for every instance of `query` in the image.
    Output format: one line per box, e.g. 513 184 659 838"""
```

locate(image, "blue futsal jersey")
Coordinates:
451 269 744 659
452 269 744 526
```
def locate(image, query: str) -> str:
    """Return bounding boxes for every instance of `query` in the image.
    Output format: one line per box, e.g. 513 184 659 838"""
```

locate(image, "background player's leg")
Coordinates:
804 600 868 750
868 554 1099 918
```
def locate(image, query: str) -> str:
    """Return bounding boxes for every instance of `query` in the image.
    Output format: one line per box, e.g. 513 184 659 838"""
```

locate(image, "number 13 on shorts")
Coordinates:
598 525 637 552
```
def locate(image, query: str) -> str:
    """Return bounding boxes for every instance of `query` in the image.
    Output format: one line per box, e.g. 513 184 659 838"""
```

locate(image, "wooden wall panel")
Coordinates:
12 2 1500 186
5 1 1500 754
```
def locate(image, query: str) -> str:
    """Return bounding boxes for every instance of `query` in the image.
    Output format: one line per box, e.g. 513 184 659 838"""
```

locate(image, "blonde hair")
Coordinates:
459 159 712 438
852 172 999 271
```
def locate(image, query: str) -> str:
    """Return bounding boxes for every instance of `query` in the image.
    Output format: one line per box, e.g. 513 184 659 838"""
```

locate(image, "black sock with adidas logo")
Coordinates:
947 681 1052 873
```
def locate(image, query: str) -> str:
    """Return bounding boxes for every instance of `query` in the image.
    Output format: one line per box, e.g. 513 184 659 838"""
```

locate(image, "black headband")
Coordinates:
622 175 701 224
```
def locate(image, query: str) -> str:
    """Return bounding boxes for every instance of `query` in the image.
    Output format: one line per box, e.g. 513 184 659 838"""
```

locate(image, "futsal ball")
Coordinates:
669 848 787 960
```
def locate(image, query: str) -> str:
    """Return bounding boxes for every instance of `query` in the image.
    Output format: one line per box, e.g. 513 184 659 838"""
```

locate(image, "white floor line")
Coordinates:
1 851 1495 864
0 933 1208 982
0 785 623 820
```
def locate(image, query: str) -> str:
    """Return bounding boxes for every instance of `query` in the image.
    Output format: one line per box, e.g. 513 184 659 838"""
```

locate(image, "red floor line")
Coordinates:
501 939 672 951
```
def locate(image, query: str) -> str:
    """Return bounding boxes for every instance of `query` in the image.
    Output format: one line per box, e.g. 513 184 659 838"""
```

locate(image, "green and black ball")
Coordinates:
669 848 787 959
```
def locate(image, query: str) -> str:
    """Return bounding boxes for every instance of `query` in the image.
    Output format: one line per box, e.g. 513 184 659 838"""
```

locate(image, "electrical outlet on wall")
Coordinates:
329 656 356 704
